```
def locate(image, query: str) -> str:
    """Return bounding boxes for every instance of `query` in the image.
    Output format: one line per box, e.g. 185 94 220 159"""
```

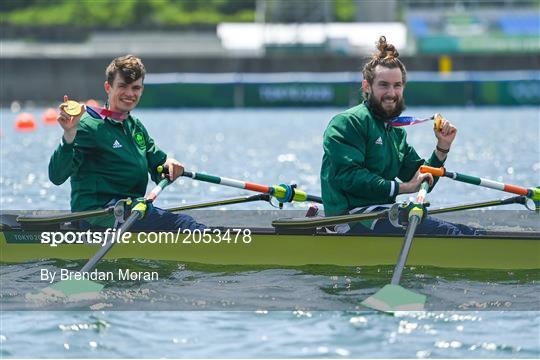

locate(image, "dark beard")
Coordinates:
366 94 406 122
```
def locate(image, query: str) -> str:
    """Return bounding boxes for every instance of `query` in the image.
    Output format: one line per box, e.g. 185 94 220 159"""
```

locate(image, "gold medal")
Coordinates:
433 113 443 131
64 100 83 116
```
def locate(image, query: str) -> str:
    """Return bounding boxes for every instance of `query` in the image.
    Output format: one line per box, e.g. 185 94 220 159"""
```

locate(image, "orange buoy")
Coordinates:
42 107 58 125
15 113 37 132
85 99 100 108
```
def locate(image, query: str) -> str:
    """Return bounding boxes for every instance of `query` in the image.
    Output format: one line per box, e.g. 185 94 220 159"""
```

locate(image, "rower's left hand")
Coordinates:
163 157 184 181
434 116 457 149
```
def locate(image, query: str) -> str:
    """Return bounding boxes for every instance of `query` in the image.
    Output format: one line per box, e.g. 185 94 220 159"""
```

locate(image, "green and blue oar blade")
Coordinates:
27 216 139 302
27 210 143 302
26 279 104 302
361 284 426 313
27 177 171 303
361 182 430 313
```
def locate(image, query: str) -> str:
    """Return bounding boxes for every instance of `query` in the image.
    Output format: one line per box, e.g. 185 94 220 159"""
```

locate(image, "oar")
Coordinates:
429 195 528 215
182 170 322 204
420 165 540 212
17 206 115 226
271 195 528 229
15 194 271 227
27 177 173 302
360 181 430 313
165 194 270 212
272 208 388 229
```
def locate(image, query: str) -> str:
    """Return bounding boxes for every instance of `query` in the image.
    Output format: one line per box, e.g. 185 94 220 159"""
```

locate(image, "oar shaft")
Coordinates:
182 170 322 204
415 181 429 204
272 209 388 229
390 181 430 285
272 195 527 229
80 209 142 273
452 172 529 196
183 171 271 193
80 178 171 273
166 194 270 212
16 207 114 225
306 194 323 203
146 178 171 202
420 166 532 197
429 195 526 215
391 215 419 285
16 178 172 226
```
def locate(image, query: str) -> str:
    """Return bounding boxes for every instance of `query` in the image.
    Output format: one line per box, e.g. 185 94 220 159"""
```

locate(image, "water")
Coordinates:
2 311 538 358
1 107 539 358
2 107 539 210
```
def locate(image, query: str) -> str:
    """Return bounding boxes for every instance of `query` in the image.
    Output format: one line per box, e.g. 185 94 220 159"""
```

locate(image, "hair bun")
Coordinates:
375 36 399 60
362 35 407 91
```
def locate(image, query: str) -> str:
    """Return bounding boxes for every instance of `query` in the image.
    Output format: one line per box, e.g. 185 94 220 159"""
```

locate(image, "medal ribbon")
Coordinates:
390 116 433 127
86 105 129 121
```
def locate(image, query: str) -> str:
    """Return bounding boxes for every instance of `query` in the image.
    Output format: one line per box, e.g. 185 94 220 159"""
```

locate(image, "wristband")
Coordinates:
436 145 450 154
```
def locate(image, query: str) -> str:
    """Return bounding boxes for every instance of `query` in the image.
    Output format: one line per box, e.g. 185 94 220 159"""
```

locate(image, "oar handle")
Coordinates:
419 165 446 177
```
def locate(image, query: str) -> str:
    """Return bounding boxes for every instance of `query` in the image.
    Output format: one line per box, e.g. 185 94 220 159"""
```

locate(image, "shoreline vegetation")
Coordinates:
0 0 355 28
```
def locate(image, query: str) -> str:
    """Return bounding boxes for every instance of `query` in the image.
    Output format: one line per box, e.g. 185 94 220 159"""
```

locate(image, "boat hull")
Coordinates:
1 230 539 270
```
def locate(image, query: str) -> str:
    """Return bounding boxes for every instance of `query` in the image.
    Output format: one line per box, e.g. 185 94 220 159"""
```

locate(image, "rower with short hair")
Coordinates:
320 36 480 235
49 54 206 231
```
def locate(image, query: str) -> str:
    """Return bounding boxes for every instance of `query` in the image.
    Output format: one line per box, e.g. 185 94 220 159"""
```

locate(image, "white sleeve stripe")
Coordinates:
389 181 396 197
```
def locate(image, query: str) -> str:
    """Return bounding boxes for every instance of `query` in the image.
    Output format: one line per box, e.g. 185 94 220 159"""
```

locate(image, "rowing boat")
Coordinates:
2 212 539 270
3 168 539 309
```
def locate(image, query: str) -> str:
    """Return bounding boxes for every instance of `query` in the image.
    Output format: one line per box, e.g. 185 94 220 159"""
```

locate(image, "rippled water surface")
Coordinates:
1 107 539 358
2 311 539 358
2 107 539 210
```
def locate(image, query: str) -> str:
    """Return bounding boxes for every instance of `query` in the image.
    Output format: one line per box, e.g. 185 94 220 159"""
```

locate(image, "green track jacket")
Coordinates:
320 103 445 216
49 113 167 212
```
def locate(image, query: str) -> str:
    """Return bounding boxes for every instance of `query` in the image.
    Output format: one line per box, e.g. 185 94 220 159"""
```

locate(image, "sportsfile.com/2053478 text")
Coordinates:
40 228 253 247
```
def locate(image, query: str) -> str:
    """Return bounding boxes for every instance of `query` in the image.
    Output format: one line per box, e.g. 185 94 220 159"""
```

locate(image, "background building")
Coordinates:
1 0 539 106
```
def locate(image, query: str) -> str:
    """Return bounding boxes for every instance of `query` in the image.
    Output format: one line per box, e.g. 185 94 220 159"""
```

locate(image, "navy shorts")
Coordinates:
127 206 207 231
347 207 483 236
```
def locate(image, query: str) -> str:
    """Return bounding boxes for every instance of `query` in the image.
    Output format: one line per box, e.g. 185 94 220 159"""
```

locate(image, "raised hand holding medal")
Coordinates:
58 95 85 144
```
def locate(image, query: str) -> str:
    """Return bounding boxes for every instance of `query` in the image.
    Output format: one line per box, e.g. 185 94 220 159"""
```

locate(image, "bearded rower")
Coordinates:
320 36 480 236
